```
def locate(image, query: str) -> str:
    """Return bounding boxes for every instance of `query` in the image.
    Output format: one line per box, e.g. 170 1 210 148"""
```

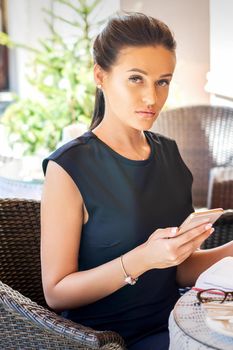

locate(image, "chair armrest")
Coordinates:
207 166 233 209
201 210 233 249
0 281 126 350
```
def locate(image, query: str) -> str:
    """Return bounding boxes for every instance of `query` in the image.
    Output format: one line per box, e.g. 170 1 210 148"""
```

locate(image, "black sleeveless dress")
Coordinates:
42 130 193 346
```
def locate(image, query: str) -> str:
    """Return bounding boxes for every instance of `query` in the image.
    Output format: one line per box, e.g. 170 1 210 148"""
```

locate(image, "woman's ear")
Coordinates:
93 64 105 87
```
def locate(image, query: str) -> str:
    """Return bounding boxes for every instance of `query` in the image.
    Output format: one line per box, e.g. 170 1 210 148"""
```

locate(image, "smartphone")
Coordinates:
178 208 224 234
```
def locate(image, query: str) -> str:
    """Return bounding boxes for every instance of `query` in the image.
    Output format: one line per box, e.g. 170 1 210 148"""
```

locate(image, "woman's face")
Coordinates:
95 45 176 131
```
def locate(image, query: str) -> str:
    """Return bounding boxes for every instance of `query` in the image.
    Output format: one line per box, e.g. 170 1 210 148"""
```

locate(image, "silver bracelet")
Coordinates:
120 255 138 285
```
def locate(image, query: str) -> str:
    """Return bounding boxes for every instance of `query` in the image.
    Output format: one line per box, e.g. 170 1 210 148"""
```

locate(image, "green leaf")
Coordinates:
1 0 109 155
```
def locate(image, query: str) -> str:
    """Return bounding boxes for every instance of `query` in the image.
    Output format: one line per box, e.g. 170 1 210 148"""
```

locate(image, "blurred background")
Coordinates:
0 0 232 200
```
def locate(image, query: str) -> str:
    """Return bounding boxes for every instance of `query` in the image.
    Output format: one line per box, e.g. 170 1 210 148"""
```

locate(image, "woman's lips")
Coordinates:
135 110 156 118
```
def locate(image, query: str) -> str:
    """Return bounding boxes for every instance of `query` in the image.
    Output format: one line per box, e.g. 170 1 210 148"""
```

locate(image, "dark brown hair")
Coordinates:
90 12 176 130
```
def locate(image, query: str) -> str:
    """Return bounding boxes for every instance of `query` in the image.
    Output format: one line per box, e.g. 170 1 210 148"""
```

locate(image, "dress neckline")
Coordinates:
85 130 155 166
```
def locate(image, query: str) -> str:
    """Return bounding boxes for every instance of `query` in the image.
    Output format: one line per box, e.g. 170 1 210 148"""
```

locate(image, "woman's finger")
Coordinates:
179 227 214 254
191 227 214 249
175 223 213 245
152 227 178 239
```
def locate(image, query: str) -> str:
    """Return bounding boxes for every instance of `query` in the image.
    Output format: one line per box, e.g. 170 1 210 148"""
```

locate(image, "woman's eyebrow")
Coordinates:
127 68 173 78
127 68 148 74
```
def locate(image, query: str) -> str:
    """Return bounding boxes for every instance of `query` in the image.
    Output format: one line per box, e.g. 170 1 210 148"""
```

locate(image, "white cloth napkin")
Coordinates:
195 257 233 291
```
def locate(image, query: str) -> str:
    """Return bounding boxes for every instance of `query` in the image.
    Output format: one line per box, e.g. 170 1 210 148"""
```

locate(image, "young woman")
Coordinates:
41 12 233 350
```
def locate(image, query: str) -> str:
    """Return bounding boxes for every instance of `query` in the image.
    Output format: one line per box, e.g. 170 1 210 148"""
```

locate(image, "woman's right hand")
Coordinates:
142 223 214 270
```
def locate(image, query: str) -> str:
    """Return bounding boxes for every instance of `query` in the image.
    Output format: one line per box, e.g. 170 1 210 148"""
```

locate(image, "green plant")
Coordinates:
0 0 104 155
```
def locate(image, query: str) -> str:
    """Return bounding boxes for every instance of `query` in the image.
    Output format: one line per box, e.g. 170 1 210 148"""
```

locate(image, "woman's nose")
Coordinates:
142 88 156 106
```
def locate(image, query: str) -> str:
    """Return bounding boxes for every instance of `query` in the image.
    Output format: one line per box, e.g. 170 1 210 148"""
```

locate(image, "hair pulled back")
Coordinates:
90 12 176 130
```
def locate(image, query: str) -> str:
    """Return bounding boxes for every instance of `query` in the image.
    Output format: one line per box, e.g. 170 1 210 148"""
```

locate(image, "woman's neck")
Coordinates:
92 121 151 161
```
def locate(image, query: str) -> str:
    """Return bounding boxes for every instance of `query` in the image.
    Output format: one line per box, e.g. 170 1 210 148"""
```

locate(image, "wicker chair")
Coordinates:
0 198 126 350
154 105 233 209
1 199 232 349
202 209 233 249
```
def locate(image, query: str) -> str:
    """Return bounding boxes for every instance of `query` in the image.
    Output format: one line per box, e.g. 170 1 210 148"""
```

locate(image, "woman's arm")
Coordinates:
41 161 147 311
41 161 215 311
176 241 233 287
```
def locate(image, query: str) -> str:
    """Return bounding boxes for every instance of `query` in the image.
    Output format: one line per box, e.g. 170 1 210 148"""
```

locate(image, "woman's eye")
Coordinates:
128 75 143 83
157 79 170 87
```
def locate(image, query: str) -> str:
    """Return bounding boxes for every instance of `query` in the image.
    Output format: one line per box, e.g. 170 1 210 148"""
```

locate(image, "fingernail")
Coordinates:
171 227 178 235
210 228 215 234
205 223 212 230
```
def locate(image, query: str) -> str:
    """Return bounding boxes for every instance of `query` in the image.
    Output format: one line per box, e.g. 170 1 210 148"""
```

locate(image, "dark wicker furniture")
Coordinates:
0 198 232 349
154 105 233 209
0 198 126 349
202 209 233 249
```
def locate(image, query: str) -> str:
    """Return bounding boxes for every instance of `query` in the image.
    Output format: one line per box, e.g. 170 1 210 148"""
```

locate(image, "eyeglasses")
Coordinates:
197 289 233 304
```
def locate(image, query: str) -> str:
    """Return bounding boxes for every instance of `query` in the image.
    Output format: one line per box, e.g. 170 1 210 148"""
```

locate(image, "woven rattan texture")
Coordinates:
155 105 233 208
202 210 233 249
0 281 125 349
0 198 126 349
208 167 233 209
0 198 46 307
